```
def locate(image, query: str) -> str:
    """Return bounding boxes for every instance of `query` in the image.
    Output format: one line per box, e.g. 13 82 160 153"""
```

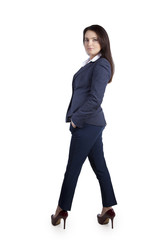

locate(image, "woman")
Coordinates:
51 24 117 229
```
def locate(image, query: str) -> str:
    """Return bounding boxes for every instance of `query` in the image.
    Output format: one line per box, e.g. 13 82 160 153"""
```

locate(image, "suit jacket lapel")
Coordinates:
73 62 93 79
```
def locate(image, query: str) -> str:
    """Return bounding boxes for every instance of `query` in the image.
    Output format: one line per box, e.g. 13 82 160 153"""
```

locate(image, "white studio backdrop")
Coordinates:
0 0 160 239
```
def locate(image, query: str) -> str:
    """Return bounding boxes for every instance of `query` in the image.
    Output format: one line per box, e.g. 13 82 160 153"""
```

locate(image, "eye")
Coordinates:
84 39 89 42
93 38 98 41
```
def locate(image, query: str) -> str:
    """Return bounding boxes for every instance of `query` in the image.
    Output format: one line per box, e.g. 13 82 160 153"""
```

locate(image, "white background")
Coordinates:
0 0 160 239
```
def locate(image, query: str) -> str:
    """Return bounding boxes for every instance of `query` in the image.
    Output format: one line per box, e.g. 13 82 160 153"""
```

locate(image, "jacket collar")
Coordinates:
82 53 102 67
73 53 102 79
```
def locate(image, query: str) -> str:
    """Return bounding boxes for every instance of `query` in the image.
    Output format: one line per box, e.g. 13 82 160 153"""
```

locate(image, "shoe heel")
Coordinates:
111 218 114 229
63 217 67 229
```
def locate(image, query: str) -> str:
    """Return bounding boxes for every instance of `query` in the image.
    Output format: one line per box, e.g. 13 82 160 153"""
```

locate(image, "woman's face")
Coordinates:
84 30 101 59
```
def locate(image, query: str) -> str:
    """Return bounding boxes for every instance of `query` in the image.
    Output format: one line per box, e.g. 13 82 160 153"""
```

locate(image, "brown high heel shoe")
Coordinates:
51 210 68 229
97 208 116 229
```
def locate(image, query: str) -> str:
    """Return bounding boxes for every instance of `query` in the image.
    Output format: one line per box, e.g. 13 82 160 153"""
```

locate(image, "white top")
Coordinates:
82 53 102 67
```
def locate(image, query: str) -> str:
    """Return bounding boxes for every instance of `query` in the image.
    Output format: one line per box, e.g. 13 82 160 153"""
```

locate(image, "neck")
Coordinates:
89 55 95 60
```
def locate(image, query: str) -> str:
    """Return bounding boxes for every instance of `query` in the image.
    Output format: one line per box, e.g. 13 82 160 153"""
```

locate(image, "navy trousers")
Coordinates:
58 123 117 211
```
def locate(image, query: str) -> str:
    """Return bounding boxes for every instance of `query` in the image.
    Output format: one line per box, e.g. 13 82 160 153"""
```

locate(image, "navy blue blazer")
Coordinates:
65 57 111 128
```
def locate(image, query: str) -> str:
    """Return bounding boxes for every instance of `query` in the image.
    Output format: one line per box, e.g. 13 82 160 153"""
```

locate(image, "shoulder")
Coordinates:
95 57 111 68
93 57 111 74
96 57 110 66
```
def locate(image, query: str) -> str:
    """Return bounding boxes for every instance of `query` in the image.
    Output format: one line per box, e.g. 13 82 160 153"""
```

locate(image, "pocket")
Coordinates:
69 123 72 131
69 123 77 133
69 123 74 131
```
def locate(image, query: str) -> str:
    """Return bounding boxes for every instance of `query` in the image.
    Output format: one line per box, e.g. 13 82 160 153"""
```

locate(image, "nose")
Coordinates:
87 39 93 46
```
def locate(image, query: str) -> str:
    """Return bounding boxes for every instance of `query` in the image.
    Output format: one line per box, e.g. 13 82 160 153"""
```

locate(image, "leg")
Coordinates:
58 124 105 211
88 130 117 208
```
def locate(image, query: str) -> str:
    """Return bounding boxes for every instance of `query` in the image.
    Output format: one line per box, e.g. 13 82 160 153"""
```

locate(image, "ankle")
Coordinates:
101 207 112 215
55 206 62 216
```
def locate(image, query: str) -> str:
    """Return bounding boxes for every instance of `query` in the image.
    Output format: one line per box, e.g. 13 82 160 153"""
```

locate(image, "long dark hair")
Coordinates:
83 25 114 83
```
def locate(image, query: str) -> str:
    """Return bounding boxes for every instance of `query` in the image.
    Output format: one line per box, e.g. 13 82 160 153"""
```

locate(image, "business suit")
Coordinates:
66 57 111 128
58 57 117 211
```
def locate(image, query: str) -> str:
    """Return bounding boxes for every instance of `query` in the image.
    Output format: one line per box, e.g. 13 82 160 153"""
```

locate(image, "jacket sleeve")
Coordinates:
71 58 111 128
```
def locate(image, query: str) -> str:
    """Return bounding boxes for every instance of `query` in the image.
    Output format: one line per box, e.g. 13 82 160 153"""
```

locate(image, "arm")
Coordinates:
71 58 111 128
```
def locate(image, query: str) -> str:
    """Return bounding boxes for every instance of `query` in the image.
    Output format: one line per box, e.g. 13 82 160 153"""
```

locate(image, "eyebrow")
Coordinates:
84 37 98 39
